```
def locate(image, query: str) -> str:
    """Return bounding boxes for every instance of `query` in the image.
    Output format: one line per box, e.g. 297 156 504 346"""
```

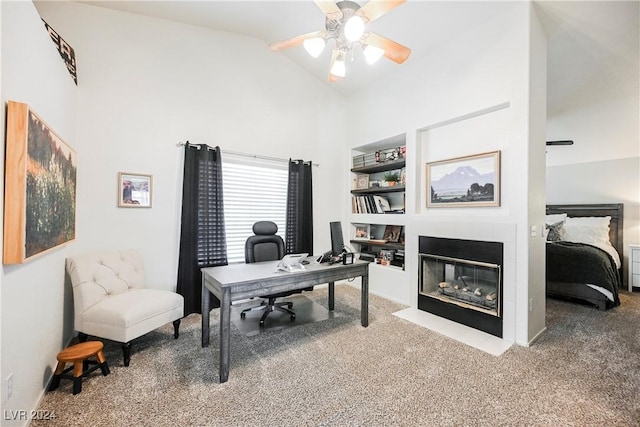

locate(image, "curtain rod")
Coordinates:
176 142 319 167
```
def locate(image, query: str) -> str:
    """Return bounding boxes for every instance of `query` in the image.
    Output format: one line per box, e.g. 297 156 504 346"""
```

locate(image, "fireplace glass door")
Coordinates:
419 254 501 316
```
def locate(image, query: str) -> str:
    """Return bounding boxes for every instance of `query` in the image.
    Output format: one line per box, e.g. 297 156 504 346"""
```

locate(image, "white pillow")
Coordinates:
562 216 611 246
545 213 567 225
564 216 611 225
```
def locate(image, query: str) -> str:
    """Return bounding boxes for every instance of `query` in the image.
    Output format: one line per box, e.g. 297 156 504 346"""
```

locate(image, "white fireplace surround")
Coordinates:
408 220 517 342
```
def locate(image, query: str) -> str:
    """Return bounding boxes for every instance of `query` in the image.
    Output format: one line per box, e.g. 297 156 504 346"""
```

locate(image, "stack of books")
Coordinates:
351 194 390 214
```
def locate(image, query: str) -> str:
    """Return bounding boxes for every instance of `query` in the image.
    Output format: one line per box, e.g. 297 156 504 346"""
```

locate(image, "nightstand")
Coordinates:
630 244 640 292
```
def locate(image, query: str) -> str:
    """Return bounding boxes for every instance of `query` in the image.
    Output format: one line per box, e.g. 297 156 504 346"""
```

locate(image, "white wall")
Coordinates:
2 2 347 424
1 2 77 424
345 3 546 346
34 2 348 289
545 2 640 278
527 4 548 340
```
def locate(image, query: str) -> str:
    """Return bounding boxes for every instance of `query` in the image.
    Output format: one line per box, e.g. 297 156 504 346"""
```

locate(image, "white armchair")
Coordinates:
66 249 184 366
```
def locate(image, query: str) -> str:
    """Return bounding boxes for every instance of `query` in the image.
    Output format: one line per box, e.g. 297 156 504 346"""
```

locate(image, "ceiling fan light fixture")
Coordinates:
269 0 410 82
330 57 346 78
363 44 384 65
303 37 326 58
344 15 365 42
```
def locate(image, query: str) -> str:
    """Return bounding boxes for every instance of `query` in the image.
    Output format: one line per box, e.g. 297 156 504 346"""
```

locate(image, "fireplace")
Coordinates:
418 236 503 337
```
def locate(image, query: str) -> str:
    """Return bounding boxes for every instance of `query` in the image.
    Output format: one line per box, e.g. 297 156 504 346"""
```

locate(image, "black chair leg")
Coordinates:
122 342 132 367
240 301 267 319
274 303 296 320
173 319 181 339
259 306 274 327
259 298 296 327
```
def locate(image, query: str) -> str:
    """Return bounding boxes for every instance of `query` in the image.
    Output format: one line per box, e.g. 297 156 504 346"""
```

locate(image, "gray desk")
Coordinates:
201 259 369 383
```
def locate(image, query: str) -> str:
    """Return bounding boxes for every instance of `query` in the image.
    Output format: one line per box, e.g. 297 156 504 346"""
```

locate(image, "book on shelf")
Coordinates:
373 195 390 213
365 196 375 213
359 196 367 213
351 194 391 214
352 196 360 213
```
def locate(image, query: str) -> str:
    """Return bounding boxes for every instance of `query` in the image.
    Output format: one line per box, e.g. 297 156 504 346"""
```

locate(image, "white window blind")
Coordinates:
222 154 288 263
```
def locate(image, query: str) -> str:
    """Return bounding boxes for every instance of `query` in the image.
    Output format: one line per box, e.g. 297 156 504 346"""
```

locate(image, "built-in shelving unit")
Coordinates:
346 133 409 304
350 153 405 215
349 136 406 272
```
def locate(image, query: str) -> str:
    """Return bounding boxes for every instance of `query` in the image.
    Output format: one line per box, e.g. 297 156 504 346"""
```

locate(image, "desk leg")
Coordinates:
219 287 231 383
361 272 369 327
328 281 335 311
201 279 210 347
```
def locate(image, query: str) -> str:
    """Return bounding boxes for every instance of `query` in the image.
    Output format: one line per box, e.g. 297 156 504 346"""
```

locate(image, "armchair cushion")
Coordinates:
80 289 183 343
66 249 183 344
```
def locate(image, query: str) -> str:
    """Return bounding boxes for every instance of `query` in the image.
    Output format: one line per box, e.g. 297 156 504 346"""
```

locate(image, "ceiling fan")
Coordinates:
269 0 411 81
546 140 574 146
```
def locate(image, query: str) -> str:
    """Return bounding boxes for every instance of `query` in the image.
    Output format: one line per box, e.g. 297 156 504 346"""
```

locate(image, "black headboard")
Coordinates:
546 203 624 261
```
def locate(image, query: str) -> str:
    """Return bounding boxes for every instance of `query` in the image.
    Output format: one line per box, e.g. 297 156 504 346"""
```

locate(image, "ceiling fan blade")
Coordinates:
365 32 411 64
328 49 343 82
314 0 342 18
269 31 324 52
357 0 406 23
546 140 574 146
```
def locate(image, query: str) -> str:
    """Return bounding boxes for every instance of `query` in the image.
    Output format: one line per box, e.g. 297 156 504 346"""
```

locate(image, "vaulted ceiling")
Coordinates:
79 1 639 109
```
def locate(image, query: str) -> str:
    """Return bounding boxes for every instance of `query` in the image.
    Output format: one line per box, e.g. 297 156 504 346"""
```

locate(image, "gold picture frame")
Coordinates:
3 101 77 264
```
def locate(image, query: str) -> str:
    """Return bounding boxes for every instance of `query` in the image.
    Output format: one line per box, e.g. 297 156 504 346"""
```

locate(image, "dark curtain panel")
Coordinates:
177 144 227 316
285 159 313 254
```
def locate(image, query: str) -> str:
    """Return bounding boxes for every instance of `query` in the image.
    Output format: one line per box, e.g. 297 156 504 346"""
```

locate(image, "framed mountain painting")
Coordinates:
426 151 500 208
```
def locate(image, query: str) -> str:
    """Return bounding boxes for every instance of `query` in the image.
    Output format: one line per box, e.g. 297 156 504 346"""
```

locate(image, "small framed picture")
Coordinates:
355 174 369 190
118 172 152 208
354 224 370 240
379 249 395 266
383 225 402 243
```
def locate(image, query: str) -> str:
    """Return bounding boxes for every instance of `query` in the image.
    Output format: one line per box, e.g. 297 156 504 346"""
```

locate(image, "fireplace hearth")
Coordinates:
419 236 503 337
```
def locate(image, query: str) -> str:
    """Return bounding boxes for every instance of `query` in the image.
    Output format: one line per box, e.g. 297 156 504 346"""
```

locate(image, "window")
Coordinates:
222 154 288 263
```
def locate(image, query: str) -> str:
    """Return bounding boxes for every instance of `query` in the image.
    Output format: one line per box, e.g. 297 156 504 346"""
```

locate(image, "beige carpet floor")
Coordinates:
34 285 640 426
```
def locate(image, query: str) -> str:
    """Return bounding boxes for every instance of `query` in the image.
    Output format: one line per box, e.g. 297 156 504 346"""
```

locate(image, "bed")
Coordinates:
545 203 623 310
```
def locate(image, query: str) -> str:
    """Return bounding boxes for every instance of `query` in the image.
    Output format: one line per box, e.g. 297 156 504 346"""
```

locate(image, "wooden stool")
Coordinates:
49 341 110 395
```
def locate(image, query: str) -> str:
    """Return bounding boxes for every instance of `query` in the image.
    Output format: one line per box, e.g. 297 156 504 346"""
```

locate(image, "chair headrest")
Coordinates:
253 221 278 236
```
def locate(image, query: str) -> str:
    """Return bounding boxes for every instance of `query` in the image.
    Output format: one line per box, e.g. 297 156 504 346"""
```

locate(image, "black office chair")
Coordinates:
240 221 298 327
